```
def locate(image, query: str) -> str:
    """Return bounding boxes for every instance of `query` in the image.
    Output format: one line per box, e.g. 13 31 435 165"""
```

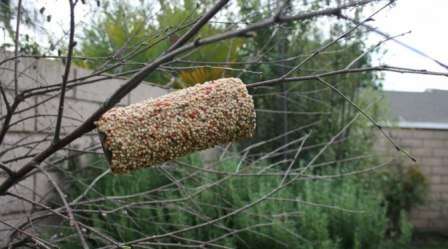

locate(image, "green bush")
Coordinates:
379 164 428 238
57 154 412 249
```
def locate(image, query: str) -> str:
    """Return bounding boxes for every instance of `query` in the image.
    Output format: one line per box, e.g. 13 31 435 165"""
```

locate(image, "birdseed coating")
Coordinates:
95 78 256 174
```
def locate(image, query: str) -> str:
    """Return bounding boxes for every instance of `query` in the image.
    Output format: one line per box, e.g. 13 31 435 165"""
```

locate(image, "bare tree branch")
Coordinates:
13 0 22 96
53 0 77 144
168 0 230 52
0 82 10 111
339 13 448 70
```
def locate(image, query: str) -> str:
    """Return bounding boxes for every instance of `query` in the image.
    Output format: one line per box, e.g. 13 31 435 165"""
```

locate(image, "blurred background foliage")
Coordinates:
58 154 414 249
77 0 243 87
0 0 46 53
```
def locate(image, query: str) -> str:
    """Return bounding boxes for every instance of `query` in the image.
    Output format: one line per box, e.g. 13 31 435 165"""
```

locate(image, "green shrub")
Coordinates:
57 155 412 249
379 164 428 238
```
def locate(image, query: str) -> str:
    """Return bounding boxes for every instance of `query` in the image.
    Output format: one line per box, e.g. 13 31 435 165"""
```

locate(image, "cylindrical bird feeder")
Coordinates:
95 78 256 174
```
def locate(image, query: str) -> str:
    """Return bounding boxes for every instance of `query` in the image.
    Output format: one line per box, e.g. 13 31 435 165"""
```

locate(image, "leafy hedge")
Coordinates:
57 154 412 249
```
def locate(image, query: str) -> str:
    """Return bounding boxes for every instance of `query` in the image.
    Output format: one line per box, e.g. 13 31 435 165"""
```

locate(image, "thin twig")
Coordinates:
13 0 22 96
53 0 76 144
0 162 15 177
278 0 393 80
36 164 90 249
71 168 111 204
6 191 121 247
167 0 230 52
246 65 448 88
339 14 448 71
0 219 54 248
0 82 10 111
316 77 415 162
345 30 411 69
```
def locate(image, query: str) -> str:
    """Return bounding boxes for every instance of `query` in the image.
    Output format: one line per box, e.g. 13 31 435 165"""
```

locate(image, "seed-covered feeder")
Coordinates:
95 78 256 174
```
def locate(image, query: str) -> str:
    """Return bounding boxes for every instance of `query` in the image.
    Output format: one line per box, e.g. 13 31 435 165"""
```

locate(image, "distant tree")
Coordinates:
0 0 44 53
229 0 384 167
78 0 243 87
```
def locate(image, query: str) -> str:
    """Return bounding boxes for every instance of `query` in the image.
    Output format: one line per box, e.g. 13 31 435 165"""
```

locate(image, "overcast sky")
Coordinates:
39 0 448 92
366 0 448 92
